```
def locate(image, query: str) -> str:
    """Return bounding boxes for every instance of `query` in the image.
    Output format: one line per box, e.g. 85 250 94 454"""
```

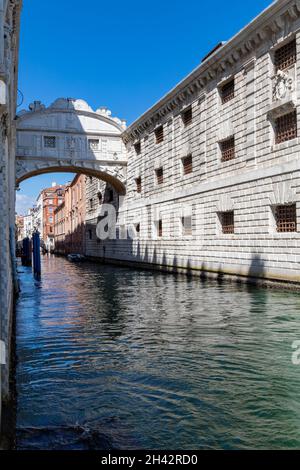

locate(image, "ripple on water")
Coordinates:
16 257 300 450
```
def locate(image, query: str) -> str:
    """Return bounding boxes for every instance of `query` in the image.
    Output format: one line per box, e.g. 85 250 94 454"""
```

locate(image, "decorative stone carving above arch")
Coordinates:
269 182 297 206
16 98 128 193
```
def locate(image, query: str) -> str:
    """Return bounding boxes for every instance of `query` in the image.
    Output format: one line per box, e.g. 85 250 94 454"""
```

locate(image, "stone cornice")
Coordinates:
123 0 300 145
17 107 125 134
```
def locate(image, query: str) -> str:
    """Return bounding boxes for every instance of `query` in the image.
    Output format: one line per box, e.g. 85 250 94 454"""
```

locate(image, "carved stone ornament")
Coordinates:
273 70 294 101
0 113 8 143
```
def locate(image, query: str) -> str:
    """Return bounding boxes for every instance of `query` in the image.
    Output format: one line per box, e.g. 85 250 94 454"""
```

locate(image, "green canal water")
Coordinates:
15 256 300 449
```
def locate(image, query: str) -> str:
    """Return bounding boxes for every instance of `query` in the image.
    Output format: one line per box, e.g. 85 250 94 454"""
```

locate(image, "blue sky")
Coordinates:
16 0 272 214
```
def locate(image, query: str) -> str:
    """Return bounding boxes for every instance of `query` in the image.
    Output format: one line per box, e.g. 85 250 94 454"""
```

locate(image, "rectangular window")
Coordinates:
44 136 56 148
182 155 193 175
156 167 164 185
275 204 297 232
88 229 92 240
135 177 142 194
220 137 235 162
89 198 93 209
220 211 234 234
158 219 163 237
120 225 127 239
155 126 164 144
134 142 141 155
275 111 297 144
275 39 297 71
182 107 193 126
89 139 99 150
182 216 192 236
220 79 235 104
107 189 114 202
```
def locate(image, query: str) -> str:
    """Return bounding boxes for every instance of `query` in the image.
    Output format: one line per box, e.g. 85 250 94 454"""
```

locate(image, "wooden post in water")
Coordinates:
32 231 41 278
22 237 32 267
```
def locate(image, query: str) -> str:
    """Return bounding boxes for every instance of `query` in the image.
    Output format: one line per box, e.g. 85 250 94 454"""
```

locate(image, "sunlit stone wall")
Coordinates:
86 0 300 286
0 0 22 421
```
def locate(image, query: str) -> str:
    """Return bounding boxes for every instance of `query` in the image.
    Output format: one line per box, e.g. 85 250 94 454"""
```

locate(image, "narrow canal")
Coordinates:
15 256 300 450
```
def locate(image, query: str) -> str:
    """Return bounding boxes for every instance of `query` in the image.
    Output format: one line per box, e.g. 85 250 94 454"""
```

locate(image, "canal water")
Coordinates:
16 256 300 450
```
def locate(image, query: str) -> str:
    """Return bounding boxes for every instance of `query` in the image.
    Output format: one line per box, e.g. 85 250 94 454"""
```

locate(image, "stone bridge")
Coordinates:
16 98 128 194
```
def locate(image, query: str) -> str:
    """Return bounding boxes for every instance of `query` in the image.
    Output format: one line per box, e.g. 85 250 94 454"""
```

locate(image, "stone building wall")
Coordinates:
85 0 300 286
0 0 22 426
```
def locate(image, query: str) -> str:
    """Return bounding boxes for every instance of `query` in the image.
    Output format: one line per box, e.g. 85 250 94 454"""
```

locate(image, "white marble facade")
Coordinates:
85 0 300 286
0 0 22 422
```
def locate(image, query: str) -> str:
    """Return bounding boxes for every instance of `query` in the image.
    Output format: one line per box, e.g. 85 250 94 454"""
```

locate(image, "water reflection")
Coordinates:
16 256 300 450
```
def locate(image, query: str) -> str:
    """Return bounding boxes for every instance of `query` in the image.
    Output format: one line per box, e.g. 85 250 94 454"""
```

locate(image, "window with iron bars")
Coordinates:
182 216 192 236
134 142 141 155
135 177 142 194
182 155 193 175
44 136 56 148
220 79 235 104
182 107 193 126
220 211 234 234
275 39 297 72
275 204 297 233
156 167 164 185
158 219 163 237
155 126 164 144
275 111 297 144
220 137 235 162
89 139 99 150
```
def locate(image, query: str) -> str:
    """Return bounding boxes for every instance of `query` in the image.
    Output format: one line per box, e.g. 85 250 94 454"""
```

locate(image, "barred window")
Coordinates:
275 111 297 144
155 126 164 144
158 219 163 237
120 225 127 239
275 204 297 233
220 79 235 104
44 136 56 148
89 139 99 150
182 216 192 236
156 167 164 185
182 107 193 126
134 142 141 155
135 177 142 194
220 137 235 162
182 155 193 175
220 211 234 234
275 40 297 71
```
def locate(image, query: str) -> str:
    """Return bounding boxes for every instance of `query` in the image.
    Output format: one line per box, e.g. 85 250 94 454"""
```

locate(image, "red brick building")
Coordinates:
54 174 86 255
39 183 65 251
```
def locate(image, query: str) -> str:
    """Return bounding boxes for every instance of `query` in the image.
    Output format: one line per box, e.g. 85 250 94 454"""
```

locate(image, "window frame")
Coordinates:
155 126 164 144
220 79 235 105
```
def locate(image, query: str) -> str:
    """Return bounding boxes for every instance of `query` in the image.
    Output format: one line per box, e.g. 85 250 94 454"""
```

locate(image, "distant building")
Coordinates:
34 183 65 251
15 215 25 242
54 175 86 254
23 209 34 238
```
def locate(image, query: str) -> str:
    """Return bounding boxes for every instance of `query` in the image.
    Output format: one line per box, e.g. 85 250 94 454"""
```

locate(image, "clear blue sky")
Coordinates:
16 0 272 214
